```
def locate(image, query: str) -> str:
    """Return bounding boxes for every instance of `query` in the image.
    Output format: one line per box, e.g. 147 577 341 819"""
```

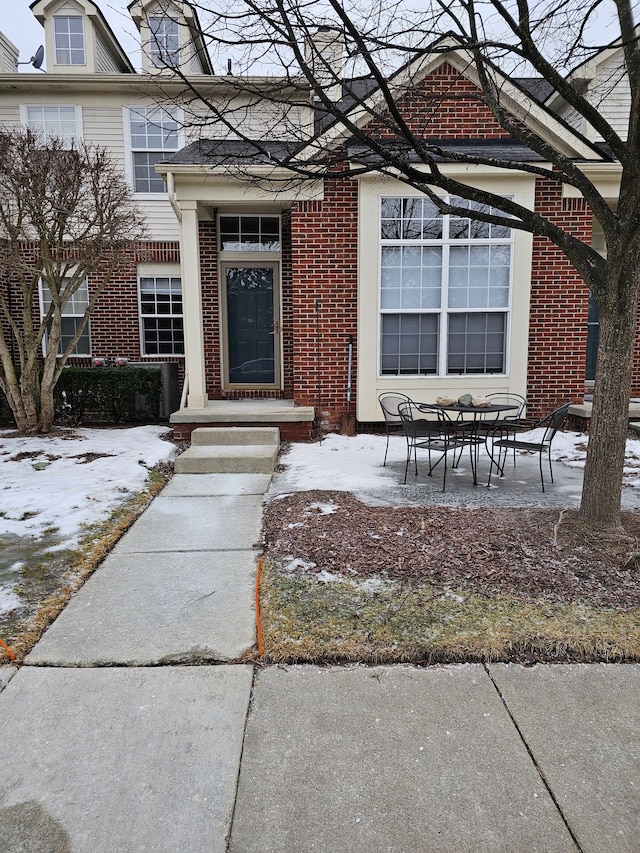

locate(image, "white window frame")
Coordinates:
21 105 83 142
148 16 180 68
138 267 184 356
53 15 85 66
125 106 181 195
379 195 513 377
40 278 91 357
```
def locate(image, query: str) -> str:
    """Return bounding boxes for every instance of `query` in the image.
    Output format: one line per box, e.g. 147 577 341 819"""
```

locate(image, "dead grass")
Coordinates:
256 491 640 665
0 469 170 664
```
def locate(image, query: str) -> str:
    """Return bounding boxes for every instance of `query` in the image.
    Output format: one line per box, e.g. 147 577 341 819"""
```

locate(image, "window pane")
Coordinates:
149 17 180 66
139 276 184 354
381 313 438 375
219 215 280 251
54 17 85 65
447 313 505 374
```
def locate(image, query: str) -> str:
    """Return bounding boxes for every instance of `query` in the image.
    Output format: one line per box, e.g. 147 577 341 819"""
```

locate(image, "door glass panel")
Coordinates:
226 267 275 384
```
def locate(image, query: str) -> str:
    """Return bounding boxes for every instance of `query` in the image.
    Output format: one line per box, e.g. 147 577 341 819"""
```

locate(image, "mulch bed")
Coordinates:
263 491 640 611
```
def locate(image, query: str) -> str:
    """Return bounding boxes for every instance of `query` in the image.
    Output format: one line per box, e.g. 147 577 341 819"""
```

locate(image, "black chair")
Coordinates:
398 401 483 490
478 393 528 468
487 402 572 492
378 392 413 466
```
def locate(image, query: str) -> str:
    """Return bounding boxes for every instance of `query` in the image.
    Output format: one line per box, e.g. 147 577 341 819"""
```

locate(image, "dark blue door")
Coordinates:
225 265 277 385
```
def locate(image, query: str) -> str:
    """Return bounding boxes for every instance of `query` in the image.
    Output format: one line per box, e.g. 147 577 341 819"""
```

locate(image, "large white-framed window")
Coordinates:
40 278 91 356
24 105 81 142
379 196 512 376
53 15 85 66
148 16 180 67
139 273 184 355
128 106 179 193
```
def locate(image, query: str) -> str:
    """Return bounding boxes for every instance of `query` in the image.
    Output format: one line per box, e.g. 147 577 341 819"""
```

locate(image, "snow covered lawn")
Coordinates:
0 426 177 623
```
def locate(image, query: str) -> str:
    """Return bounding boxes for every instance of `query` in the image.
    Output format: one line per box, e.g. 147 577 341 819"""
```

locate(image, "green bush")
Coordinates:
54 367 162 424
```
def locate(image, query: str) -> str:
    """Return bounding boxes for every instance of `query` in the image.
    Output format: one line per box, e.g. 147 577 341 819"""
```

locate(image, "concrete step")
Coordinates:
175 444 279 475
191 427 280 447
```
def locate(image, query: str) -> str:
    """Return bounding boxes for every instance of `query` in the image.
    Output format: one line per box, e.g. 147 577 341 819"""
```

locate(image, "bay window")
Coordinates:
380 196 512 376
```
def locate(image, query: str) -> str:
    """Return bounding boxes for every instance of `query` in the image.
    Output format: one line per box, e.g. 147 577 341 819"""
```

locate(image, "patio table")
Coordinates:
429 401 520 485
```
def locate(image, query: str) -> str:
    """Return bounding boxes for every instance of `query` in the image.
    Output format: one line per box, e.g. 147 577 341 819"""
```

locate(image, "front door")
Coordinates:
222 262 280 387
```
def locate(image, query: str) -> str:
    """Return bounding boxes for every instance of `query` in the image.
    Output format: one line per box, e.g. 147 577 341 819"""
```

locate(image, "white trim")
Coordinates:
356 172 533 422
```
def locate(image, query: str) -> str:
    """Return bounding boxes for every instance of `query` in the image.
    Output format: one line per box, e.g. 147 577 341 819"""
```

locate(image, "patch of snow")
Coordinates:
0 586 22 615
316 570 342 583
307 501 339 514
283 557 317 574
0 426 176 548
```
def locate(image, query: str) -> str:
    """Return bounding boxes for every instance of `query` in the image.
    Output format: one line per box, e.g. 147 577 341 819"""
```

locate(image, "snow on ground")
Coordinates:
0 425 176 544
273 429 640 492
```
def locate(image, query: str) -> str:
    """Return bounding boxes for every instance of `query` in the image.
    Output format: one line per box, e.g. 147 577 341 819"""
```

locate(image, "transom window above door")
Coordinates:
219 215 280 252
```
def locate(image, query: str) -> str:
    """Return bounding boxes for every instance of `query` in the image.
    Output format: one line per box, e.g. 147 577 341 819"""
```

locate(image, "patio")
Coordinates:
269 431 640 511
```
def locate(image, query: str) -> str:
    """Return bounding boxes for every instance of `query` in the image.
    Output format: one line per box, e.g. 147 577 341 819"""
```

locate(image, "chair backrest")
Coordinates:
540 402 572 444
379 392 413 425
486 392 527 420
397 400 444 437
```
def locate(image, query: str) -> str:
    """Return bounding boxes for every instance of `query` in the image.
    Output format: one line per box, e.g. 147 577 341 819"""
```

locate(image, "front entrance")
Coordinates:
222 261 281 387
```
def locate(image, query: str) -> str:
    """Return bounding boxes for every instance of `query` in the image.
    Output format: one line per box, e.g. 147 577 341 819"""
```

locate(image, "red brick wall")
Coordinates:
527 184 592 417
290 171 359 432
367 61 514 140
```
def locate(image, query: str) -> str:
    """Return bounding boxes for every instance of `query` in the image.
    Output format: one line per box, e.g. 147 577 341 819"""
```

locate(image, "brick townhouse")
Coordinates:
0 0 635 439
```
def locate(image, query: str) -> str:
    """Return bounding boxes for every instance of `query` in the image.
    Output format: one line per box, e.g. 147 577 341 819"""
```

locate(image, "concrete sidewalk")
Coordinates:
0 466 639 852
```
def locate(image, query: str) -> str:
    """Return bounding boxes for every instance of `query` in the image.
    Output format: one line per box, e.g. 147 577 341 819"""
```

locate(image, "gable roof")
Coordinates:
30 0 135 72
296 37 610 168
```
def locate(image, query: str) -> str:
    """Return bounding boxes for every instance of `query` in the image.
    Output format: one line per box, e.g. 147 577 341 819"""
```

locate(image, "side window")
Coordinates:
40 279 91 356
129 107 179 193
53 16 85 66
139 275 184 355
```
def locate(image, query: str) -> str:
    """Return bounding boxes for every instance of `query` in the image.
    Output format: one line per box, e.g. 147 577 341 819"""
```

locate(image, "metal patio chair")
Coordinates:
398 400 483 490
486 402 572 492
479 393 528 469
378 392 413 466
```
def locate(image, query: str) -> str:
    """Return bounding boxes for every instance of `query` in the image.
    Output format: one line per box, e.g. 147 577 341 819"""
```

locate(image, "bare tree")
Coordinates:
158 0 638 530
0 128 146 435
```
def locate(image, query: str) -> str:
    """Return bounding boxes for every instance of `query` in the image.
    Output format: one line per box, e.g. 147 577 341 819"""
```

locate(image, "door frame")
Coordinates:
219 259 282 390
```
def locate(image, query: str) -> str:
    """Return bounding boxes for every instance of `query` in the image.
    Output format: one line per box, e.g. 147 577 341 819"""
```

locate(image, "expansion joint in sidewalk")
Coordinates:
482 663 584 853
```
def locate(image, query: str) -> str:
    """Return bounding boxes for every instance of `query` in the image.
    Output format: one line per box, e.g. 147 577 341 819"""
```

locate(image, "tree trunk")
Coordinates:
579 256 640 529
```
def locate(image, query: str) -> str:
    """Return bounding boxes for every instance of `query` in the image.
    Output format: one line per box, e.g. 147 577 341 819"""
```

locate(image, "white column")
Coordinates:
179 201 208 409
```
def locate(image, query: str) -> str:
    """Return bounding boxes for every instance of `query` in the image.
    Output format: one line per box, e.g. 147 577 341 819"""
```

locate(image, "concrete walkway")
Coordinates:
0 468 639 852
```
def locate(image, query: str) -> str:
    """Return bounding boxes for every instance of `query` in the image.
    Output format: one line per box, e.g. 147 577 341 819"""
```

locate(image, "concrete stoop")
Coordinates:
174 426 280 474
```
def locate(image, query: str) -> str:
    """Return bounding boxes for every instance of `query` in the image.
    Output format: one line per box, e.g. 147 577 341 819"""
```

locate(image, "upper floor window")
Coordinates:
54 16 85 66
40 278 91 356
219 216 281 252
26 106 79 141
129 106 179 193
379 196 512 376
149 16 180 67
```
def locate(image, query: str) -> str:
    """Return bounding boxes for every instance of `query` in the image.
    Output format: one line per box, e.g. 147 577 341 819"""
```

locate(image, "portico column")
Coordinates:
179 201 208 409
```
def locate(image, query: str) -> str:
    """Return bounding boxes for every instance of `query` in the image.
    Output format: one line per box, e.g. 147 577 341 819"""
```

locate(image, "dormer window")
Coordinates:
149 16 179 67
54 15 85 65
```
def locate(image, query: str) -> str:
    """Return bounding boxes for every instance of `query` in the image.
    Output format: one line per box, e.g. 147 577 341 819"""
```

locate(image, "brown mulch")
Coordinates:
263 491 640 611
